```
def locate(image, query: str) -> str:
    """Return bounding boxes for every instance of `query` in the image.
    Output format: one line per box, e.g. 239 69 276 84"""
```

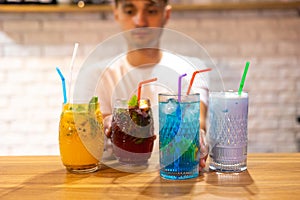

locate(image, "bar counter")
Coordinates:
1 153 299 199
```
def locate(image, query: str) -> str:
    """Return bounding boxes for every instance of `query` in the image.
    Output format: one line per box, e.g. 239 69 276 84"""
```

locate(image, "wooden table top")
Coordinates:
0 153 299 199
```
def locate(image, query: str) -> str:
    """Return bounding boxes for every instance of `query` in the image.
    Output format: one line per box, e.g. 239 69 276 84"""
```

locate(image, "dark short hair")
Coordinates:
114 0 169 7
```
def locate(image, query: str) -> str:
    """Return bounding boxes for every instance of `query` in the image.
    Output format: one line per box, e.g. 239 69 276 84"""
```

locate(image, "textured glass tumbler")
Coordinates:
208 91 248 172
111 99 156 165
59 102 104 173
159 93 200 180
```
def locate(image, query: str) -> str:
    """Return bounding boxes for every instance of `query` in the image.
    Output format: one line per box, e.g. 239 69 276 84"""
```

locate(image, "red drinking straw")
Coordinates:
186 68 212 95
137 77 158 102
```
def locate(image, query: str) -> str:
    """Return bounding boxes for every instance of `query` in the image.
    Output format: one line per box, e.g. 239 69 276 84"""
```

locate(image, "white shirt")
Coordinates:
74 51 209 116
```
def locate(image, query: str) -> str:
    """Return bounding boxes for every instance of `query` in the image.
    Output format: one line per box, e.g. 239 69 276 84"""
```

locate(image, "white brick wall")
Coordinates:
0 8 299 155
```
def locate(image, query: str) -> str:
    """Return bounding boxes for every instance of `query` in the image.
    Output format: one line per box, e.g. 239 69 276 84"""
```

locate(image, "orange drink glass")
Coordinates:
59 100 104 173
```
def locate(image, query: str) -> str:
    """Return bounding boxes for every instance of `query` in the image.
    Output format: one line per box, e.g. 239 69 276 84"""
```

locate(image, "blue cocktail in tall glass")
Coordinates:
159 93 200 180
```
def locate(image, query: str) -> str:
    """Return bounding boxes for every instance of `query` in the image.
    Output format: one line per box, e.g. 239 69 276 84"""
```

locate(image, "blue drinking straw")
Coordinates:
178 73 187 102
56 67 67 104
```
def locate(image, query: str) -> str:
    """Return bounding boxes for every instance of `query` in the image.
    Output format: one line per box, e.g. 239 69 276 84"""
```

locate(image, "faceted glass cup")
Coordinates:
208 91 249 172
159 93 201 180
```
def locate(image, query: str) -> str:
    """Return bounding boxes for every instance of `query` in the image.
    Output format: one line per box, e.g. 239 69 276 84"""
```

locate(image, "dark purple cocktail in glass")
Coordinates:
111 98 156 165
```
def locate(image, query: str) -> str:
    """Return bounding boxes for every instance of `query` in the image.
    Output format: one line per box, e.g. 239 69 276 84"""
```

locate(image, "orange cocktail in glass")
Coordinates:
59 99 104 173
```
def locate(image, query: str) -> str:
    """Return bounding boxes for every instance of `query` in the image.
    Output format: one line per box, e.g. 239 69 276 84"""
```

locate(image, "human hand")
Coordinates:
103 114 113 138
102 115 114 160
199 129 209 172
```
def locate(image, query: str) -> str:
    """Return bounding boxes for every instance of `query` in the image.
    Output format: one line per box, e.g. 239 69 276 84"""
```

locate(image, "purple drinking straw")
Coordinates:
178 73 187 102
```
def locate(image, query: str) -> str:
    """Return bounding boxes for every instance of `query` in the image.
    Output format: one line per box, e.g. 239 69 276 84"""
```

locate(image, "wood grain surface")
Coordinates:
0 153 299 199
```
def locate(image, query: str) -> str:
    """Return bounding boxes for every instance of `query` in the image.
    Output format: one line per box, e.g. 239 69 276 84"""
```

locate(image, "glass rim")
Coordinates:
62 102 99 105
158 93 200 97
115 97 150 102
114 98 151 109
209 91 248 98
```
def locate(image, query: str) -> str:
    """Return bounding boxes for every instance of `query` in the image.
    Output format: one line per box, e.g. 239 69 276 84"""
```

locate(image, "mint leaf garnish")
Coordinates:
128 95 138 107
89 96 98 104
88 96 98 111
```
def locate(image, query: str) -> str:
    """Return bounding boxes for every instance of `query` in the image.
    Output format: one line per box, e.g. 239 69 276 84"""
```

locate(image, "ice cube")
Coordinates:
182 106 195 122
164 98 178 114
